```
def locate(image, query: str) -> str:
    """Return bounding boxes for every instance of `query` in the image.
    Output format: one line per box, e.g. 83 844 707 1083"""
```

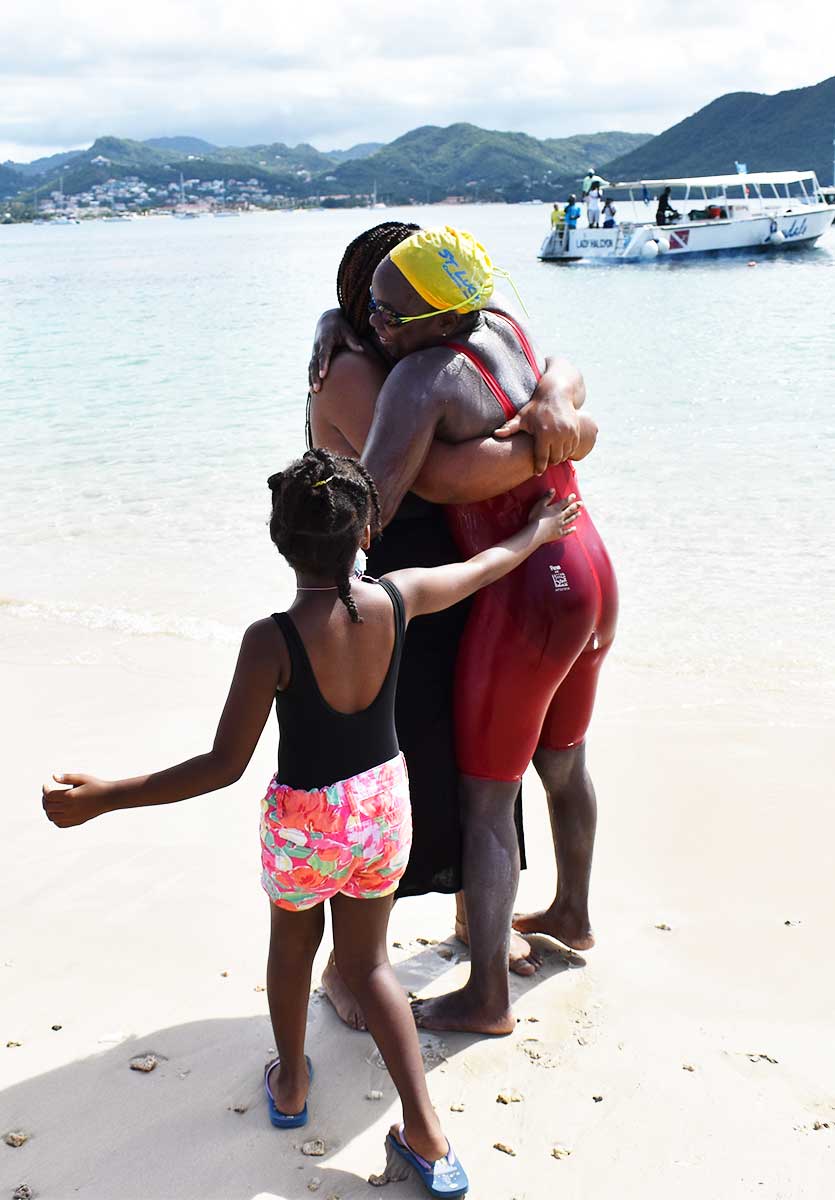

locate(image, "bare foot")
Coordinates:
396 1122 449 1165
454 918 541 977
370 1124 450 1187
411 986 515 1036
266 1056 310 1118
512 905 595 952
322 954 367 1031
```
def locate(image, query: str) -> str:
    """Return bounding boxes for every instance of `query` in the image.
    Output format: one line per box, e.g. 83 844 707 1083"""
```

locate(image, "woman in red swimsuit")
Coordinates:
353 226 617 1034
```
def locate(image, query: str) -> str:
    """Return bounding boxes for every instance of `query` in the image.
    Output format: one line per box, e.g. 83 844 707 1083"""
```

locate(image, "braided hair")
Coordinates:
337 220 420 339
306 220 420 449
268 448 382 623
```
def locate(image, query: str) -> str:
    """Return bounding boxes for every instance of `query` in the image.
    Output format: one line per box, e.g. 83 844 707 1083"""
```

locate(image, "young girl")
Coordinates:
42 448 581 1199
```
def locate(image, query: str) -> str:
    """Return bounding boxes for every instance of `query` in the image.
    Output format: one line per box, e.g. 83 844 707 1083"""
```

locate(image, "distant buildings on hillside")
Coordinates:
24 172 382 218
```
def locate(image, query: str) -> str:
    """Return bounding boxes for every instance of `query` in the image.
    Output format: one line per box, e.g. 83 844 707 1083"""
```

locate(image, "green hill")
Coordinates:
143 136 218 154
8 126 651 204
0 163 25 199
325 124 652 203
601 75 835 184
9 148 86 178
327 142 385 163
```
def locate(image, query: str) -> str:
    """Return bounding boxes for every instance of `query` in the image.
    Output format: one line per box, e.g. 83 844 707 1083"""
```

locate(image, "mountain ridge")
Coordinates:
603 75 835 183
4 75 832 209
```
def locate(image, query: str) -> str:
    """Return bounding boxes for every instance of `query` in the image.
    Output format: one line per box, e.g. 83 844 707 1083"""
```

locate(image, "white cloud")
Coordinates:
2 0 834 160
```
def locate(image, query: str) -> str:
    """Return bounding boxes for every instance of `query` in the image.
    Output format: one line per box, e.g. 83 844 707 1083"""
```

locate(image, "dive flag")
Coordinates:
669 229 690 250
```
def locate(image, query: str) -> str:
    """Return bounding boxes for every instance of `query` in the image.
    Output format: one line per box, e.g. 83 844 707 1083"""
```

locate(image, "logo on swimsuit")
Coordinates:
550 564 570 593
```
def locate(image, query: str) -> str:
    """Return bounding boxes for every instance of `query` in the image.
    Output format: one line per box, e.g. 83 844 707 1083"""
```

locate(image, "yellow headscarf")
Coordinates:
389 226 494 315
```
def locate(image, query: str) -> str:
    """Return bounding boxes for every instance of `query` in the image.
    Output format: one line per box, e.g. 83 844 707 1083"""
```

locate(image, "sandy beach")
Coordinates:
2 609 833 1200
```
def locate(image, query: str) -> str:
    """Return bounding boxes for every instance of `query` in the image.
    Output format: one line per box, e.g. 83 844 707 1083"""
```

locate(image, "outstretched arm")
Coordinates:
42 621 282 828
387 492 582 620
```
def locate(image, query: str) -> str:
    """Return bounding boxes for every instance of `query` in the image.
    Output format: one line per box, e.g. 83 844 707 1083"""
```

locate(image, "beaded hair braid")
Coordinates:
268 449 382 623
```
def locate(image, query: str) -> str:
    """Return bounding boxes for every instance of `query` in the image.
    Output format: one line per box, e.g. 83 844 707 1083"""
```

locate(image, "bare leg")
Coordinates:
266 901 325 1116
322 950 368 1031
513 744 596 951
331 893 448 1163
453 891 541 976
413 776 519 1035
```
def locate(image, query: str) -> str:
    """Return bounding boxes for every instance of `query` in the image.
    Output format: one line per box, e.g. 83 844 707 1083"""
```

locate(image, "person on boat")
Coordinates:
602 197 617 228
656 187 679 226
586 181 603 228
551 202 565 231
307 222 592 1028
356 225 616 1036
564 195 582 231
581 168 595 199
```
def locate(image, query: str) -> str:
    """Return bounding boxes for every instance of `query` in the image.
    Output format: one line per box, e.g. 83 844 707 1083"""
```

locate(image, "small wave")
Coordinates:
0 596 239 644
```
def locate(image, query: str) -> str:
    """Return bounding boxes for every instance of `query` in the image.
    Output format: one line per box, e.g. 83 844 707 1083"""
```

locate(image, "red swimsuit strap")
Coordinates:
488 310 542 381
445 341 516 420
446 309 542 422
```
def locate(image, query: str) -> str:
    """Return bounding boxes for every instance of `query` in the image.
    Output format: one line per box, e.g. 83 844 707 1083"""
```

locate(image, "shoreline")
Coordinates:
2 616 833 1197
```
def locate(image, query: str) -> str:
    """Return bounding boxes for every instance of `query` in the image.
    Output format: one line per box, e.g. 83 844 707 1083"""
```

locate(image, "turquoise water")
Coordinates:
2 207 834 716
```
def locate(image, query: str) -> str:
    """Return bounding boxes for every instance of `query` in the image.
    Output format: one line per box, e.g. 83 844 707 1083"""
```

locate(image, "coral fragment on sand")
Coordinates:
551 1145 572 1160
497 1089 523 1104
494 1142 516 1155
129 1054 159 1072
4 1131 29 1148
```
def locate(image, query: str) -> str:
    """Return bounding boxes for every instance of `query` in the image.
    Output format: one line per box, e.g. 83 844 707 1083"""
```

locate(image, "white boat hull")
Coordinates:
539 205 833 262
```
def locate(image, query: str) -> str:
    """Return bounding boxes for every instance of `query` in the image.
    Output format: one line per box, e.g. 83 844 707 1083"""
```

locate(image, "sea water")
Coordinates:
2 207 834 722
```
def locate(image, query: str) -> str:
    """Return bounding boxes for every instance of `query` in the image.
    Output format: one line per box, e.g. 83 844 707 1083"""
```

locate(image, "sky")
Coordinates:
3 0 834 162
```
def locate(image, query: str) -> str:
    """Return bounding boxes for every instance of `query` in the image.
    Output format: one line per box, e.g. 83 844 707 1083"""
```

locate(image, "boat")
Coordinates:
539 171 834 262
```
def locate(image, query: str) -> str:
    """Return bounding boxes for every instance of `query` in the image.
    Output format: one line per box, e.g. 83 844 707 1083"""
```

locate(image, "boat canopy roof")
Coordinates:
609 170 819 190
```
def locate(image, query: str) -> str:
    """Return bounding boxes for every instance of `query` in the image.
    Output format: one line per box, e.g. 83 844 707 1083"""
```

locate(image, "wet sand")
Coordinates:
1 612 833 1199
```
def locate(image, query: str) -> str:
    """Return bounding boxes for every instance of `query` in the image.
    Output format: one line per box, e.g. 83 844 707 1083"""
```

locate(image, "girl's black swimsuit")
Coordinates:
272 578 405 792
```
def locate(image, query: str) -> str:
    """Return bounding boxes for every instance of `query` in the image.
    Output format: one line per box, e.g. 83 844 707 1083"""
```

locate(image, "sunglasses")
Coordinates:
368 288 443 328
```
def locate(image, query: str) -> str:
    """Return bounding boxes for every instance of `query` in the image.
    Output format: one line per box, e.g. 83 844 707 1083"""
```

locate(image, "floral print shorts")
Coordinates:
260 753 412 911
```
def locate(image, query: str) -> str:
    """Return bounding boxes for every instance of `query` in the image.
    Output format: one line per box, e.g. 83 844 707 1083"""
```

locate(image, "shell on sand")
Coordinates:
494 1141 516 1156
497 1089 524 1104
5 1130 29 1147
551 1145 572 1160
302 1138 326 1157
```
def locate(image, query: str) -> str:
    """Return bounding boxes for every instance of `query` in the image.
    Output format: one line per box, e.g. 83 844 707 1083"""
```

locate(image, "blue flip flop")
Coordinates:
386 1125 469 1197
263 1054 313 1129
